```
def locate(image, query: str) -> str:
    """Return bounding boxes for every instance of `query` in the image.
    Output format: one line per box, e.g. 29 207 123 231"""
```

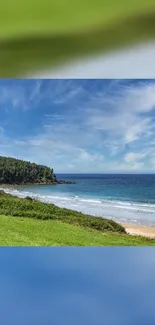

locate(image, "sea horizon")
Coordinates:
56 172 155 174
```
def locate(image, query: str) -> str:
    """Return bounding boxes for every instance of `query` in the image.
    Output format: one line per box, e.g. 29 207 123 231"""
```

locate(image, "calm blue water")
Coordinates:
2 174 155 226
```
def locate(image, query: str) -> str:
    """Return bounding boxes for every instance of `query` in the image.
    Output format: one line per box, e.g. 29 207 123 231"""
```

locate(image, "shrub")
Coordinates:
25 196 33 201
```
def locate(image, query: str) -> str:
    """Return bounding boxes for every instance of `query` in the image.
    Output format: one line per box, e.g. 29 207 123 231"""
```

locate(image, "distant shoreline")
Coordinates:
0 180 75 187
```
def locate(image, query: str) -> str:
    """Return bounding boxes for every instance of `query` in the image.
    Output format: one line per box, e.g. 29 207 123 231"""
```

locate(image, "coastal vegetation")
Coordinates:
0 156 57 185
0 191 125 233
0 156 74 185
0 191 155 246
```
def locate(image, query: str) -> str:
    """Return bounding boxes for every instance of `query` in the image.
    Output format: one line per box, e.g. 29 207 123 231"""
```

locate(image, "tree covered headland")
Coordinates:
0 156 57 185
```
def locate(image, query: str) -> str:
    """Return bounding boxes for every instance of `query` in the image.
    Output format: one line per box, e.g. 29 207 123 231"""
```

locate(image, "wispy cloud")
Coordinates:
1 79 155 173
86 81 155 147
0 80 44 111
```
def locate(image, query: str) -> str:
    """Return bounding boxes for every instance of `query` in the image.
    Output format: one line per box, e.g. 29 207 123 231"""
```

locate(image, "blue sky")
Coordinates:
1 79 155 173
0 247 155 325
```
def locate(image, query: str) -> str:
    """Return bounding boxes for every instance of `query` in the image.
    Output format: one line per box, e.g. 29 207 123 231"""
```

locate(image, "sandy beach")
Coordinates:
123 223 155 238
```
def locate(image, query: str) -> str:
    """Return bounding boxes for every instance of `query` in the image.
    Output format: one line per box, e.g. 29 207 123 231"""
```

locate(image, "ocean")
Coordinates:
2 174 155 227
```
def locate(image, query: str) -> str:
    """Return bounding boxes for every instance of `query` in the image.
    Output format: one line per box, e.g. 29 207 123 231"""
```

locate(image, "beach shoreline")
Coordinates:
122 223 155 238
1 185 155 238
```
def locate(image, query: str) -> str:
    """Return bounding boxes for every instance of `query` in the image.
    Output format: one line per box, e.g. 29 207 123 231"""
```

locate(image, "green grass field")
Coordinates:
1 215 155 246
0 191 155 246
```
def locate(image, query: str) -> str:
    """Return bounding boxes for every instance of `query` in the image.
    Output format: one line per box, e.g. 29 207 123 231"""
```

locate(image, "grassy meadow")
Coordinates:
0 191 155 246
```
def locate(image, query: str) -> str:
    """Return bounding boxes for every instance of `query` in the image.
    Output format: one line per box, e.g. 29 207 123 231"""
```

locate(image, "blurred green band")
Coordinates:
0 0 155 77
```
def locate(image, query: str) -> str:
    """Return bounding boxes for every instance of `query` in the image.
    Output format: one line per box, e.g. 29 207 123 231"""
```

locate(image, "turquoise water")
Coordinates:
2 174 155 226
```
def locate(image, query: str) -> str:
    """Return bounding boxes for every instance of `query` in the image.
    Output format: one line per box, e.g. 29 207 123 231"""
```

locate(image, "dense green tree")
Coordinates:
0 156 57 185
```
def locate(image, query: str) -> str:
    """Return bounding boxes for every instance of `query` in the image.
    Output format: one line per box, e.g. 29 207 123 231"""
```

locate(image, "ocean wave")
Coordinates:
79 198 102 204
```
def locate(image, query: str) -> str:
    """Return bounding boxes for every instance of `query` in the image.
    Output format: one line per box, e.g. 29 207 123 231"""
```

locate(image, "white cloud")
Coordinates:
124 152 146 164
122 83 155 113
0 80 44 112
29 80 41 101
1 79 155 173
86 82 155 150
124 117 152 144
